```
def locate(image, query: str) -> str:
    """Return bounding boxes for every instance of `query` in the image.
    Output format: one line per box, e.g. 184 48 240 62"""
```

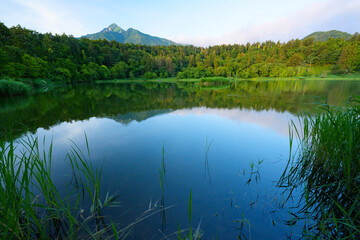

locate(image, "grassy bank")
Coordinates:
2 75 359 98
0 79 32 97
199 77 231 83
0 78 65 97
96 77 199 84
96 75 360 84
278 98 360 238
234 74 360 82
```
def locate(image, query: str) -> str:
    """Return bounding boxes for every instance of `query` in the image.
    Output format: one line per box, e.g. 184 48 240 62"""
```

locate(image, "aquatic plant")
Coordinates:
0 133 159 239
278 98 360 238
176 190 202 240
159 143 166 231
204 136 213 183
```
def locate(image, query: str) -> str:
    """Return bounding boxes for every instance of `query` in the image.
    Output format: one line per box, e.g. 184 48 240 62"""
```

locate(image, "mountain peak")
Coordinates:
81 24 177 46
108 23 119 28
127 28 138 32
102 23 124 33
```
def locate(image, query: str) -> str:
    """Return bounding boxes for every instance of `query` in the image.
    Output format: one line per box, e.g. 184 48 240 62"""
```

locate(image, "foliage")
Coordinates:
0 79 31 96
1 23 359 85
278 99 360 238
303 30 352 42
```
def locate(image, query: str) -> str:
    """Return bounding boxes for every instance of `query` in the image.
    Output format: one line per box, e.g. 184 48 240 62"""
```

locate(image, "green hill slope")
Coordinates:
81 23 177 46
303 30 352 42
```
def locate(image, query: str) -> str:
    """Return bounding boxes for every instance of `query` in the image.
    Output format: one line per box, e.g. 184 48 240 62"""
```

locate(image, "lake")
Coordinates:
1 79 360 239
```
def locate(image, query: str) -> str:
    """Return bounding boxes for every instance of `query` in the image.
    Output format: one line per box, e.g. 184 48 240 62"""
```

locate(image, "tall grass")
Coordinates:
0 133 202 239
0 79 32 97
278 98 360 238
177 190 203 240
0 134 154 239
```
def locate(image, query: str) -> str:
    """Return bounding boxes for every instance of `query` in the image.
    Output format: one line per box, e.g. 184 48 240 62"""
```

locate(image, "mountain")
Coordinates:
303 30 352 42
81 23 177 46
108 109 172 124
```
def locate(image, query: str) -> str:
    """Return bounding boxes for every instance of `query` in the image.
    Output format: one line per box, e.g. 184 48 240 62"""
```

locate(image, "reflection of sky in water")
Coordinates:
27 107 301 239
172 107 298 136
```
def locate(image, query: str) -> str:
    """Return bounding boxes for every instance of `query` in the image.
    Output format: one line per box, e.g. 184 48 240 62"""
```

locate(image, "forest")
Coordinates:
0 22 360 85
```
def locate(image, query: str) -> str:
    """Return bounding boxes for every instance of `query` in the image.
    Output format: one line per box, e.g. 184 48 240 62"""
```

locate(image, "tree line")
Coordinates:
0 22 359 83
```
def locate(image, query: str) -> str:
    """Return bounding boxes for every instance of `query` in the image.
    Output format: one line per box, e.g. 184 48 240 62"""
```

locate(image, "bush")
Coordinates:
176 72 185 79
32 79 48 88
0 79 31 97
143 72 153 79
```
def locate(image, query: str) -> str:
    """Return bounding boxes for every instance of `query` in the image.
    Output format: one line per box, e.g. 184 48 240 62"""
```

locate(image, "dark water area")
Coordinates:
1 80 360 239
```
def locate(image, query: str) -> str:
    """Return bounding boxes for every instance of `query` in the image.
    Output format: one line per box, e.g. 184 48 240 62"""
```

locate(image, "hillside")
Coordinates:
81 23 177 46
1 22 359 85
303 30 352 42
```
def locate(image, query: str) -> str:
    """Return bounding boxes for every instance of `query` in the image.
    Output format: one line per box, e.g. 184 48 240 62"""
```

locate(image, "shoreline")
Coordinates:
96 75 360 84
1 76 360 98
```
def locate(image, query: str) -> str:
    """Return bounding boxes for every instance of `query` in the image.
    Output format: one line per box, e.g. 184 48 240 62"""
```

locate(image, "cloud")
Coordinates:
4 0 359 45
174 0 360 46
11 0 85 35
172 107 298 136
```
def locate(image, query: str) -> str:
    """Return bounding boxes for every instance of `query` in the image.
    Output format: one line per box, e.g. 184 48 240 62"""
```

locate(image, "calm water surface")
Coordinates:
1 80 360 239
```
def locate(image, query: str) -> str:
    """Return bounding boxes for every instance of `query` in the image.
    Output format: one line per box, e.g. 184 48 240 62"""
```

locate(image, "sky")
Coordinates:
2 0 360 46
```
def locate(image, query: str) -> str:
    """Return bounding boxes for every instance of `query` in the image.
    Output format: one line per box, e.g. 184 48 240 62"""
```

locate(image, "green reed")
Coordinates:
177 190 202 240
0 134 134 239
159 143 166 194
159 143 166 231
0 133 201 240
278 98 360 238
204 137 213 183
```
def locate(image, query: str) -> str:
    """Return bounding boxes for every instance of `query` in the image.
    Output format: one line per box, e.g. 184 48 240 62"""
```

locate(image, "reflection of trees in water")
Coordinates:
1 80 359 139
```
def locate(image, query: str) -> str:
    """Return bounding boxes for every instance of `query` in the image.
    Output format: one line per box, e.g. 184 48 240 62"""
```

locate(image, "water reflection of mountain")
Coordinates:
1 80 359 139
109 109 172 124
